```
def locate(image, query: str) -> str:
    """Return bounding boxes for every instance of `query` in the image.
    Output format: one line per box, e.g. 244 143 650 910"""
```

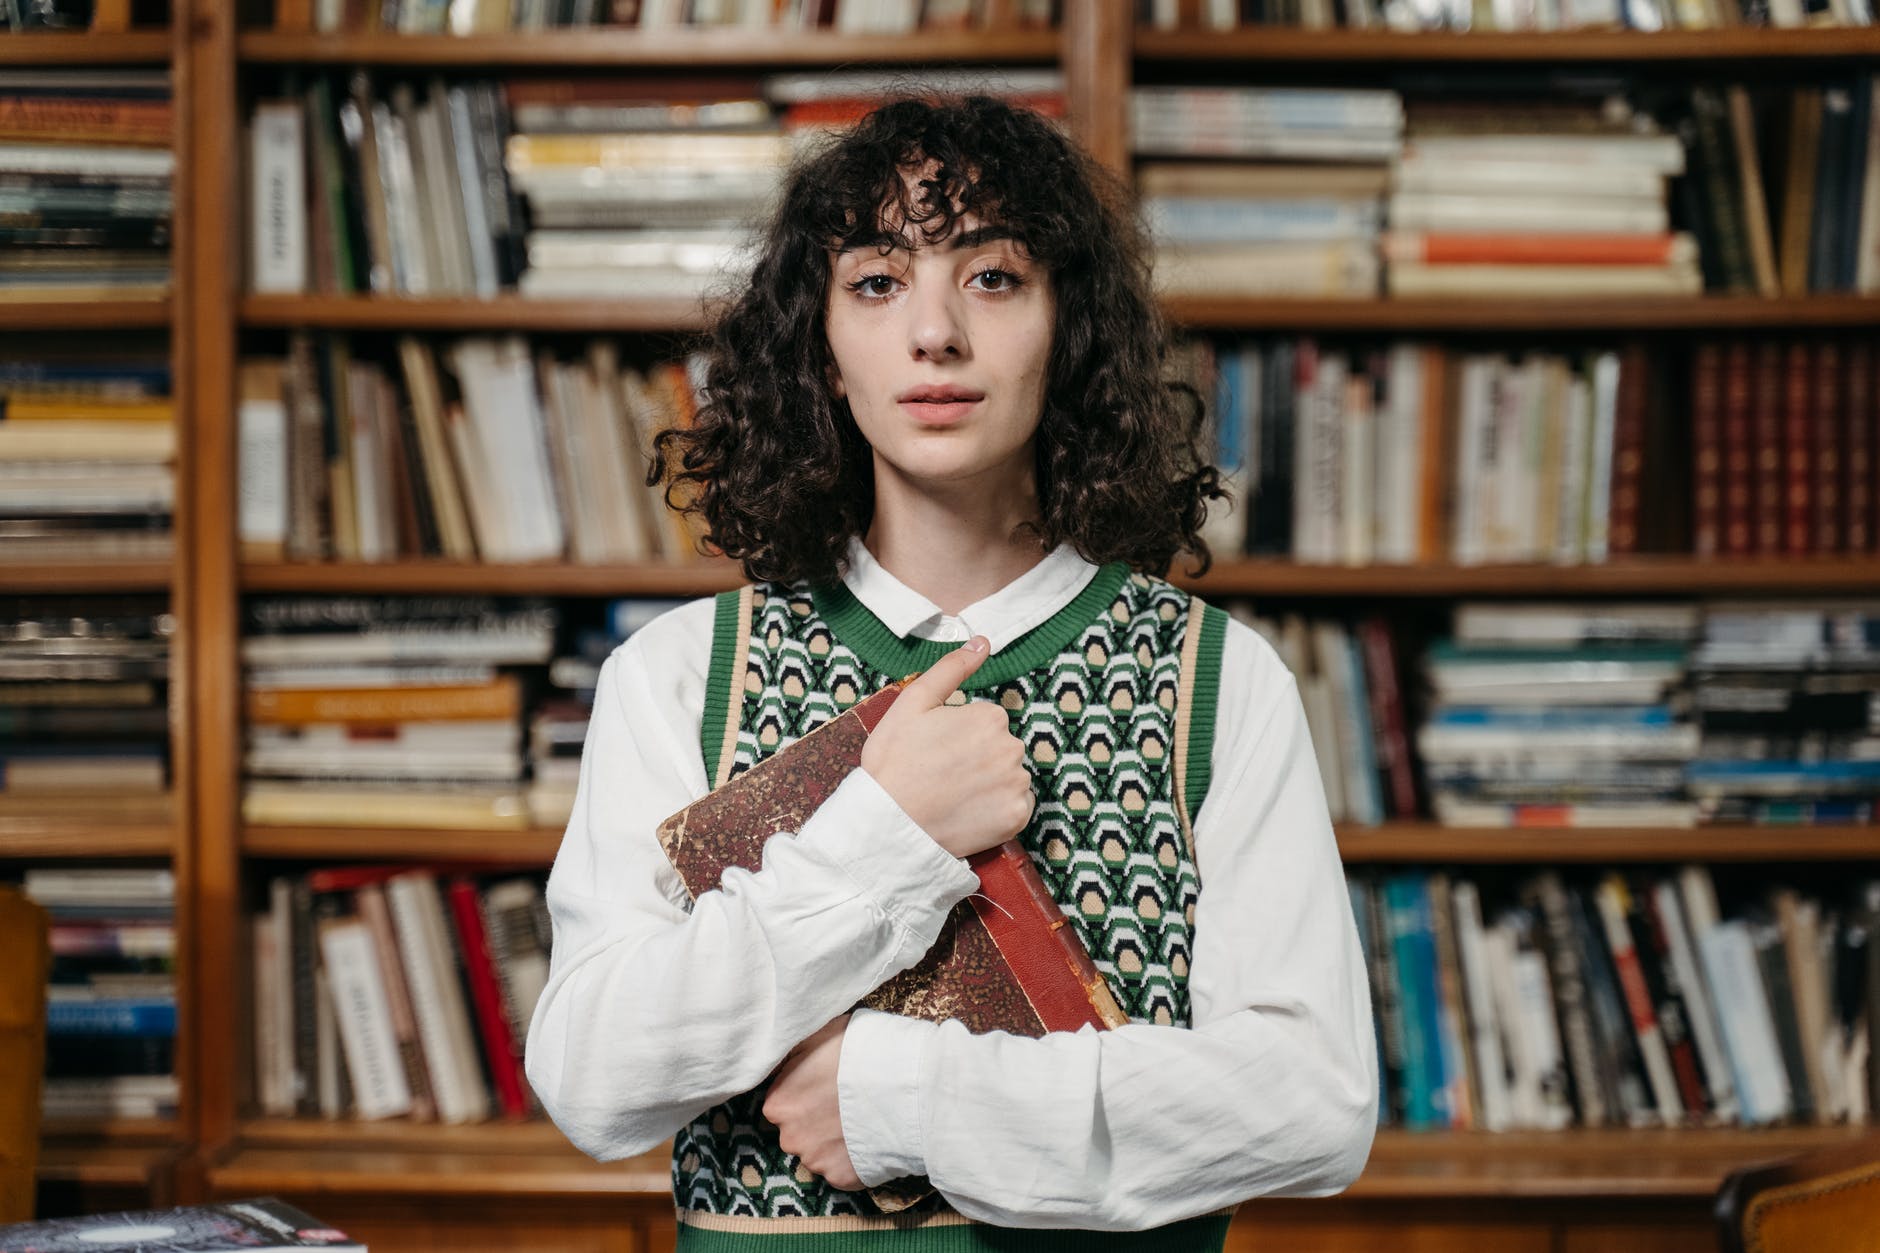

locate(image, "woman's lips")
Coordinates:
901 398 980 426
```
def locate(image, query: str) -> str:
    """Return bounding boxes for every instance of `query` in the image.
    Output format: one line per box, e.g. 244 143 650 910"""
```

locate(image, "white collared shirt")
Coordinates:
524 542 1378 1231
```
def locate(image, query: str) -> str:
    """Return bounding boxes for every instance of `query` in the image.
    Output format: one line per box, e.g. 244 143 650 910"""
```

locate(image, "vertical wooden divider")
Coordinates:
1064 0 1131 176
178 0 243 1200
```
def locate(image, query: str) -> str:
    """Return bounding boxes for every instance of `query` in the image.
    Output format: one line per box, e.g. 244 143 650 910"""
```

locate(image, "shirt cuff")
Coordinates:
838 1008 935 1187
795 768 979 954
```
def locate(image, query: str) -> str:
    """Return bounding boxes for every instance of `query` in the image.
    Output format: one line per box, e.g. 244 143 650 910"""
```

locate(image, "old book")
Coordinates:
657 681 1127 1038
657 679 1127 1209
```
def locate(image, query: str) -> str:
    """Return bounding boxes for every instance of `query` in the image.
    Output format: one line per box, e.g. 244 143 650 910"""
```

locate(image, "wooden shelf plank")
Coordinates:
0 32 171 64
40 1117 180 1145
243 825 561 863
238 28 1059 66
0 797 175 859
1353 1127 1876 1200
0 561 173 592
241 558 743 596
0 298 172 329
1135 27 1880 62
212 1121 1876 1201
37 1143 181 1188
1179 556 1880 597
239 556 1880 598
241 294 710 333
1337 823 1880 863
1161 294 1880 332
213 1121 667 1197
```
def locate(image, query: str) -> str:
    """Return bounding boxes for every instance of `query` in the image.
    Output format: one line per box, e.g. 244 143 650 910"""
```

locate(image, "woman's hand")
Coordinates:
762 1015 862 1191
860 636 1035 859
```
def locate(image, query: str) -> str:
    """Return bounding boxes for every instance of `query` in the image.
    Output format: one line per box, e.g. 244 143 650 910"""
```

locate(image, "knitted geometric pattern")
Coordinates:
672 564 1214 1220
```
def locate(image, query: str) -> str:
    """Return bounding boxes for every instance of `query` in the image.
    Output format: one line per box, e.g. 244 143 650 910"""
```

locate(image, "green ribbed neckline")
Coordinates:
809 562 1131 691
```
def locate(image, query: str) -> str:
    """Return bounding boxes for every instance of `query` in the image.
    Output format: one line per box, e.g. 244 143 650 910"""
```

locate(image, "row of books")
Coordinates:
237 335 707 565
2 349 175 561
1353 867 1880 1130
246 68 1062 298
0 596 170 808
20 866 178 1122
251 867 549 1124
1143 0 1879 29
1241 600 1880 829
276 0 1055 33
0 69 172 301
241 595 561 829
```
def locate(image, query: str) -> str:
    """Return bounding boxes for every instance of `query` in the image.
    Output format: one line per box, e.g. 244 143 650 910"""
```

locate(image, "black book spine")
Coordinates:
1751 916 1815 1123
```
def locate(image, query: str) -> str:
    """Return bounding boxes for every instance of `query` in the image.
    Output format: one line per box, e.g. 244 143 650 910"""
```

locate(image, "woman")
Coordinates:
525 94 1377 1250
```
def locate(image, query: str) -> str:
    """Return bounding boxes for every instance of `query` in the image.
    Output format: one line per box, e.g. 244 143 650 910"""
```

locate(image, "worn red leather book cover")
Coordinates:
1721 341 1756 557
657 682 1128 1038
1690 342 1724 558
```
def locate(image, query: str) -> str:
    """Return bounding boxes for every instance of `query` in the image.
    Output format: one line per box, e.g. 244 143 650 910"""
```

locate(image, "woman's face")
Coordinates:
824 208 1055 502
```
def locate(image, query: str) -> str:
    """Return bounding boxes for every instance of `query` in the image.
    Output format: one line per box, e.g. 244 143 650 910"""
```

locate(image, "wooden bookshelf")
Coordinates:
0 32 171 64
1336 822 1880 864
0 561 174 592
0 802 175 860
240 558 742 597
237 27 1060 67
242 825 562 863
1135 26 1880 63
0 298 172 329
239 555 1880 598
1161 294 1880 332
240 294 712 333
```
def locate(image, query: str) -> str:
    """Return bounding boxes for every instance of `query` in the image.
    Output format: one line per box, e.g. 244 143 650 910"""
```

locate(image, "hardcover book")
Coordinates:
656 681 1129 1039
0 1198 362 1252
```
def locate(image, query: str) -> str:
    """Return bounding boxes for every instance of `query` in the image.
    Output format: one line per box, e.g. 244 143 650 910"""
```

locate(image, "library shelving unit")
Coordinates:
2 0 194 1221
130 1 1880 1250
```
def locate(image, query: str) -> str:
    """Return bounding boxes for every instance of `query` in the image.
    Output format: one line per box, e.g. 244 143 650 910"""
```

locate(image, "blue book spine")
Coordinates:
1384 874 1442 1129
46 999 176 1037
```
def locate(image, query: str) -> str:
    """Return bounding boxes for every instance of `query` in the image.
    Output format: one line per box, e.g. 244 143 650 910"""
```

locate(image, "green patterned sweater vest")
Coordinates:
673 561 1229 1232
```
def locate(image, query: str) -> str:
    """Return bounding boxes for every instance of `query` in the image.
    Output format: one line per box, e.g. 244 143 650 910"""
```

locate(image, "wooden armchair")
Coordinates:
1715 1135 1880 1253
0 885 50 1224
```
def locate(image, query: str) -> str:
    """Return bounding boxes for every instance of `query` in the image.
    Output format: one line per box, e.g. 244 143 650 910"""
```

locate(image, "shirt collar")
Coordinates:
839 535 1100 654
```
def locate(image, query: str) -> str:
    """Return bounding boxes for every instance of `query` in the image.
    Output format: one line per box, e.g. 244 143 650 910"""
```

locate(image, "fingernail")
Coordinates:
965 635 989 654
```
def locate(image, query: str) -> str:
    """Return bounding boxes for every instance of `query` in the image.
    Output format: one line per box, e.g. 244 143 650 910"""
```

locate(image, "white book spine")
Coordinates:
319 919 414 1120
237 369 289 554
249 103 307 295
1451 882 1512 1131
1452 356 1494 566
1555 373 1592 564
387 875 488 1123
1584 351 1620 563
1594 879 1683 1124
1652 879 1738 1122
1701 921 1793 1124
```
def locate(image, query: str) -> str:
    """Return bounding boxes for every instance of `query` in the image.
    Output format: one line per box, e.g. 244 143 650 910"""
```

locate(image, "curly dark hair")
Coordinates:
650 92 1225 586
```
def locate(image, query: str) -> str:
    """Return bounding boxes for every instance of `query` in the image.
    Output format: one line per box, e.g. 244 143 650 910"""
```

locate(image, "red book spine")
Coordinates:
1812 340 1845 554
445 878 530 1121
965 843 1128 1033
1783 341 1815 556
1721 341 1756 556
1358 617 1418 820
1691 343 1724 558
1752 341 1787 555
1607 345 1650 556
1845 340 1874 554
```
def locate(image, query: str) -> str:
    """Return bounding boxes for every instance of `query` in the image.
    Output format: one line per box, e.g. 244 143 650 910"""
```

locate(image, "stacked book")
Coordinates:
1139 0 1861 30
24 866 178 1122
0 69 172 301
765 67 1067 140
253 867 550 1124
1170 337 1664 566
527 596 686 826
1351 865 1880 1131
0 350 174 560
0 597 170 812
1385 94 1697 298
238 335 703 564
1132 86 1403 298
504 78 787 299
240 596 558 831
248 76 526 297
1687 602 1880 825
1418 602 1702 828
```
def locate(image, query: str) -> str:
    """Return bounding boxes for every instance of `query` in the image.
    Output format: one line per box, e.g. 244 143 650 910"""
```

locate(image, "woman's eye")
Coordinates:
971 268 1021 293
850 274 897 297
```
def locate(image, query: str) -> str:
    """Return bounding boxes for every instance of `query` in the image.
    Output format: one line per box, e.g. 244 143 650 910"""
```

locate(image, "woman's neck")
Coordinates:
863 470 1046 617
